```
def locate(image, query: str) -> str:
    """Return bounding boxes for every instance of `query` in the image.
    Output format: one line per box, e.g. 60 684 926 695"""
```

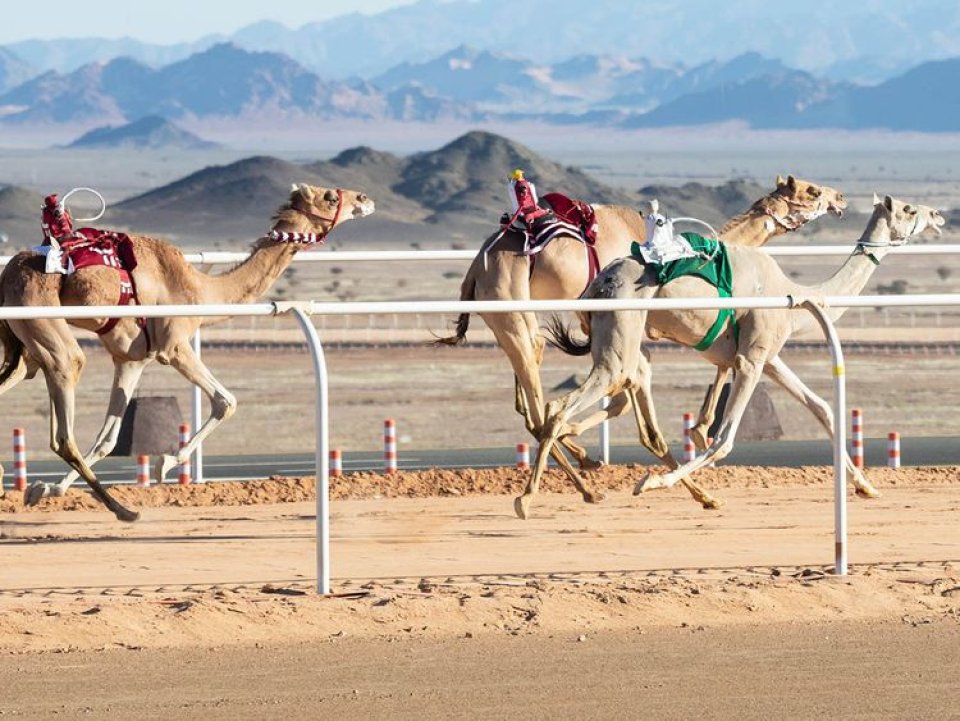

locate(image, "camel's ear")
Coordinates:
786 174 797 190
872 192 881 206
649 198 659 215
776 174 786 187
884 195 895 212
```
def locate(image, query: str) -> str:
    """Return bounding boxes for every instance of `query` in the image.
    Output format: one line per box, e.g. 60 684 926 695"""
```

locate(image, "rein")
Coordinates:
267 188 344 246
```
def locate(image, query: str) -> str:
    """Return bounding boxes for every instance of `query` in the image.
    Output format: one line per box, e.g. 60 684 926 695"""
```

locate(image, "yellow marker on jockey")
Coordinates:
510 168 525 181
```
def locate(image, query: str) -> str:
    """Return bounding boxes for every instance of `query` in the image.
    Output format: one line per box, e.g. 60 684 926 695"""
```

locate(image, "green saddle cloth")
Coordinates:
631 232 738 351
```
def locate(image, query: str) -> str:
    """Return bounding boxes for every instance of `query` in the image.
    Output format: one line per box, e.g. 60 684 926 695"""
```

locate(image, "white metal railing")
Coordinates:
6 293 960 592
3 243 960 268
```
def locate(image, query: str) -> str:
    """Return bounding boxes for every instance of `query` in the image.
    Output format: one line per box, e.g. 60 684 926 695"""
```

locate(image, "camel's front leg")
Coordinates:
514 367 621 519
152 343 236 484
689 368 729 451
639 353 765 495
48 358 150 497
762 356 880 498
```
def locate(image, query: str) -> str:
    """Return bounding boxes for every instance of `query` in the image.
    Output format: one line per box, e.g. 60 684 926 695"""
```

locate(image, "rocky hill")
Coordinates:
66 116 220 150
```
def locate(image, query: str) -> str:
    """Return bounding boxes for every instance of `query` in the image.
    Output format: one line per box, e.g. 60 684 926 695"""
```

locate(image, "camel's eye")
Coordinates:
808 188 821 197
323 190 338 203
904 205 916 214
656 218 665 227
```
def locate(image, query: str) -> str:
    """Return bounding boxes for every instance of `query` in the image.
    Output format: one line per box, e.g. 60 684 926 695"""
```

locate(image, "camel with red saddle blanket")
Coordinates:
435 175 846 473
0 184 374 520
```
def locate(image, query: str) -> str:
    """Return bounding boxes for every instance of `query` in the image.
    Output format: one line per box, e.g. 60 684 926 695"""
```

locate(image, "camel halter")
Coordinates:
267 189 344 246
762 195 828 231
856 210 923 265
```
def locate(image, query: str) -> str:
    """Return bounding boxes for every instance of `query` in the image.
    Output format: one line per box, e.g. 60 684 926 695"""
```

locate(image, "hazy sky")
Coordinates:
0 0 419 44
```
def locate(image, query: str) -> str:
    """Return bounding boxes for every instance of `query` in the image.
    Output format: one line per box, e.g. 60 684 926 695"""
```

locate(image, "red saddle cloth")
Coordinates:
60 228 141 336
542 192 599 245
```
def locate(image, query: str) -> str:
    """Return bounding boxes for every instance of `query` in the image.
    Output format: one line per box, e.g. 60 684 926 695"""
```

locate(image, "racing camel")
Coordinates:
0 184 374 520
436 175 846 468
516 194 944 519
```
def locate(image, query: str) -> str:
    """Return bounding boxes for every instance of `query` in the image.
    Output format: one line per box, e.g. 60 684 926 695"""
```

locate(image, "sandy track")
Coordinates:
2 466 958 720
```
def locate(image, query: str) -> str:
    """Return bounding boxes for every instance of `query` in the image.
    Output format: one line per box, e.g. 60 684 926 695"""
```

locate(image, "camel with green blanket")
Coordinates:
514 194 945 519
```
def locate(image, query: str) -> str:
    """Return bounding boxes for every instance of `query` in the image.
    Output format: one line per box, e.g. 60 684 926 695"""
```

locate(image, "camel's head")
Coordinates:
290 183 375 227
870 194 946 243
775 174 847 219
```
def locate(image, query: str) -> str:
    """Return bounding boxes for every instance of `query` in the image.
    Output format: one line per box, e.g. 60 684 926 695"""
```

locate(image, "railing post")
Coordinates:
598 397 610 464
191 329 204 483
290 306 330 596
801 300 848 576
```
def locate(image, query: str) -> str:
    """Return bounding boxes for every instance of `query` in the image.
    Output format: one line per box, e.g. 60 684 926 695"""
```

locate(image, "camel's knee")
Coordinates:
212 391 238 420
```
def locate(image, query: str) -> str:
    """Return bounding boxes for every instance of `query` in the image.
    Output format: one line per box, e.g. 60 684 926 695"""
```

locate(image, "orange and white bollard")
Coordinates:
178 423 191 485
13 427 27 492
330 449 343 478
384 419 397 474
887 432 901 469
516 442 530 469
136 455 151 487
851 408 864 468
682 413 696 463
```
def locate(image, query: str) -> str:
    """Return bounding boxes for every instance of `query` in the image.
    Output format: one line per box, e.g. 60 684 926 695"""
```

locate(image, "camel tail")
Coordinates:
0 319 27 395
432 251 482 347
544 314 592 357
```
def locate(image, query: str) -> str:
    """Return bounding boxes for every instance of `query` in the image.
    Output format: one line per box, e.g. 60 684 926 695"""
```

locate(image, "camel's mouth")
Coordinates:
353 200 375 218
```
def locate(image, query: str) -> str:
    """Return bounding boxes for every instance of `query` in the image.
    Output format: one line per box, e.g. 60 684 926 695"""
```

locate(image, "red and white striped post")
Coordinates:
887 432 901 469
178 423 191 485
383 419 397 474
682 413 696 463
850 408 864 468
329 449 343 478
12 427 27 492
136 455 150 487
516 442 530 469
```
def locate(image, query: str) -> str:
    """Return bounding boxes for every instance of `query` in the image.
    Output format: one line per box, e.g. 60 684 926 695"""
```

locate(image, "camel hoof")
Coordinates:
114 507 141 523
514 495 531 520
855 486 881 499
701 498 724 510
578 457 604 472
24 482 49 507
633 472 662 496
582 490 605 504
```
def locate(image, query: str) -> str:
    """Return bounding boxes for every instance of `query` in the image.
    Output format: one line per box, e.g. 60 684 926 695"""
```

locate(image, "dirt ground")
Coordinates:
1 464 959 719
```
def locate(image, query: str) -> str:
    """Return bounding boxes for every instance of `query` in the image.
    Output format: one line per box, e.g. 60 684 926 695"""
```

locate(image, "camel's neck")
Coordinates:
205 217 311 304
806 214 893 314
720 197 794 247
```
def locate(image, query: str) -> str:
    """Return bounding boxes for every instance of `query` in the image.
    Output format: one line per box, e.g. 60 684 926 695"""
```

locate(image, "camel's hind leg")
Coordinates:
625 355 723 510
51 358 150 496
484 310 600 471
762 356 880 498
16 318 139 521
152 340 237 483
515 365 619 519
640 352 766 495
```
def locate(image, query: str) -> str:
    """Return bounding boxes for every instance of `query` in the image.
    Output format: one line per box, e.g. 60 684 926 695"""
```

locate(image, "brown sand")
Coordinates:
2 465 958 719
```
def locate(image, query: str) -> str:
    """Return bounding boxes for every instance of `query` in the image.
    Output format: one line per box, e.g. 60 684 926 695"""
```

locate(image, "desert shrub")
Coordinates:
936 266 952 281
876 279 909 295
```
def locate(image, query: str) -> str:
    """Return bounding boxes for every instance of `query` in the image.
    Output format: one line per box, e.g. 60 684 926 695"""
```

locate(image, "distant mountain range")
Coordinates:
1 131 833 247
66 116 220 150
4 0 960 84
2 41 956 132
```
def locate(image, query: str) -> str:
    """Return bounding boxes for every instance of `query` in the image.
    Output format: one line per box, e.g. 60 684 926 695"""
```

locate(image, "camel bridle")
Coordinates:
762 191 832 231
267 188 345 246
